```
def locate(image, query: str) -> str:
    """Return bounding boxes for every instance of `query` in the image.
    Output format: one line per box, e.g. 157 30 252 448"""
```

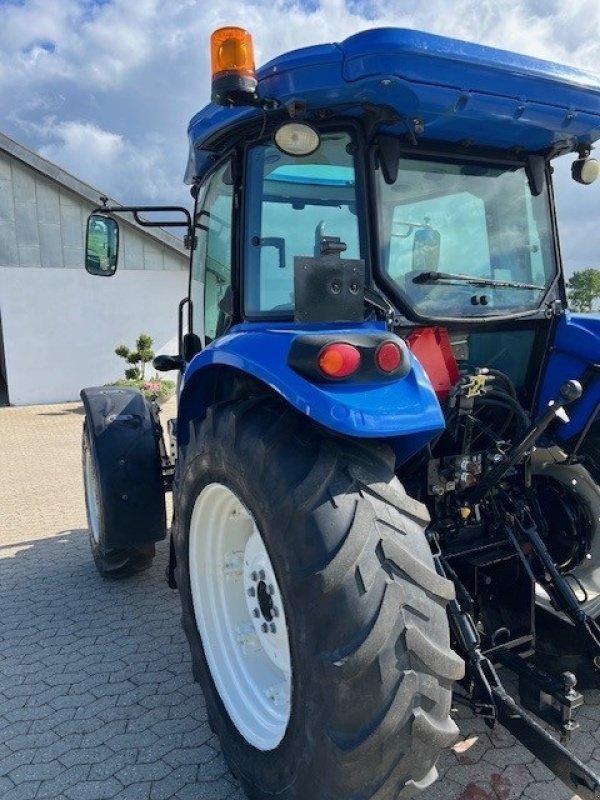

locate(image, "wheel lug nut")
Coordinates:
270 623 276 633
253 608 260 618
258 569 266 580
267 584 275 595
251 571 258 581
247 587 256 597
272 607 279 618
261 623 268 633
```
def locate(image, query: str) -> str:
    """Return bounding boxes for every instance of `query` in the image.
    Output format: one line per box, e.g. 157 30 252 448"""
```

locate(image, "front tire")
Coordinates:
175 399 463 800
82 423 155 577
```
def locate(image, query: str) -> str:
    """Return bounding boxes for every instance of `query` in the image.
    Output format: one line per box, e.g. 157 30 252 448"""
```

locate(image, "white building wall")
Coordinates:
0 267 186 405
0 143 189 405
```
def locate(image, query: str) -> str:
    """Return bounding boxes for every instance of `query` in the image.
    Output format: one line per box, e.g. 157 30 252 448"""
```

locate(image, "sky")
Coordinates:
0 0 599 276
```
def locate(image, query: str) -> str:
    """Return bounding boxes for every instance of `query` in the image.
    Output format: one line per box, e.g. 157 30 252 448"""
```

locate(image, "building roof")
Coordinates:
0 130 187 258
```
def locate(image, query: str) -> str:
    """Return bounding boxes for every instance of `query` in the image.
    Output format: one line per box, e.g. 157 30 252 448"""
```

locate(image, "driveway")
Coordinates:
0 401 598 800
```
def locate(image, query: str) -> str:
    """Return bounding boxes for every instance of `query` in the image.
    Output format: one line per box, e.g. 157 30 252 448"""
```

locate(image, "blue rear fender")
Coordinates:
177 322 444 465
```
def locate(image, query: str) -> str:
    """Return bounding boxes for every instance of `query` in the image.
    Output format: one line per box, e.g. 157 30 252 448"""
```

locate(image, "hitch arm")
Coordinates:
492 684 600 800
435 552 600 799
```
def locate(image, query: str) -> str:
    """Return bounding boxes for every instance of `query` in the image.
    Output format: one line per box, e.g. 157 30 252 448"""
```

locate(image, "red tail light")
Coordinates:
318 343 361 378
376 341 403 373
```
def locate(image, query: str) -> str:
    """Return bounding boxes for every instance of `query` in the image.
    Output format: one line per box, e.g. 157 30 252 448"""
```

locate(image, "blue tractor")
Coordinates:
81 26 600 800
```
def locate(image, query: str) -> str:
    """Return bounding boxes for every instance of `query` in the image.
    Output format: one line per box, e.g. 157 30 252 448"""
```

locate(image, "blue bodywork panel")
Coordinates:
186 27 600 182
537 312 600 440
177 321 444 464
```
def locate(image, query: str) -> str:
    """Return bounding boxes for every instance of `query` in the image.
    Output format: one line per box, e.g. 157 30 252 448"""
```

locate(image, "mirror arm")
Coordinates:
92 203 194 243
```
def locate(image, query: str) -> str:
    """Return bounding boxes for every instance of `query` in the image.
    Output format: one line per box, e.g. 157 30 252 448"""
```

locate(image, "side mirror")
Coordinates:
412 227 441 273
85 214 119 276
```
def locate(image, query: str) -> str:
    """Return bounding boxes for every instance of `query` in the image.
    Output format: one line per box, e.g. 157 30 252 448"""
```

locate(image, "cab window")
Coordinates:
244 132 361 317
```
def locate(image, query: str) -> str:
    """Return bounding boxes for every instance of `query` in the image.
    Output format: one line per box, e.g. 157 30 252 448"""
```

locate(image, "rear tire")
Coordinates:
82 422 155 578
174 398 463 800
579 426 600 485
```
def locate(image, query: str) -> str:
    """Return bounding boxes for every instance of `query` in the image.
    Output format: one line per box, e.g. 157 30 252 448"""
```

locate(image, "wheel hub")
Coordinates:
243 530 291 675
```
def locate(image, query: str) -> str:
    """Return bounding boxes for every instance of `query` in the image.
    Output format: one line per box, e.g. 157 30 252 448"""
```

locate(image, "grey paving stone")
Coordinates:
87 749 137 781
89 679 139 698
27 707 77 734
4 731 58 753
97 704 147 723
58 745 114 768
0 697 27 714
31 737 80 763
79 720 129 748
8 761 63 783
197 755 229 782
125 707 167 733
150 765 197 800
0 719 31 738
107 730 159 751
152 714 200 735
51 716 105 737
523 780 572 800
64 777 124 800
72 695 119 720
135 735 182 763
164 743 216 769
2 682 50 699
116 782 152 800
175 777 236 799
483 742 535 767
116 685 161 707
1 780 42 800
49 691 96 710
2 704 56 725
116 761 172 785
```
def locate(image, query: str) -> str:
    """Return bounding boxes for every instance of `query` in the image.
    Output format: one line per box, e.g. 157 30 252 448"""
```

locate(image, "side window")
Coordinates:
190 161 234 343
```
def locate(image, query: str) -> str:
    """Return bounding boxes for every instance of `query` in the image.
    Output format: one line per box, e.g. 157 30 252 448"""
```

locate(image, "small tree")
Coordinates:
567 268 600 312
115 333 155 380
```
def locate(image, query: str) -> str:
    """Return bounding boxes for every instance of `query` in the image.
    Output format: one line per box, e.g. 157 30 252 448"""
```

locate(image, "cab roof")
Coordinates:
186 27 600 183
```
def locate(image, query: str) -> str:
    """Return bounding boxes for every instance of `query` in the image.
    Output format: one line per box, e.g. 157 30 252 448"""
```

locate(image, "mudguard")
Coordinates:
537 312 600 440
178 322 444 465
81 386 166 548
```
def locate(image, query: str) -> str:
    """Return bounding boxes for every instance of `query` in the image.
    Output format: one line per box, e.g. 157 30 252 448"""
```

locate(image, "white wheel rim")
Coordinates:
189 482 292 750
84 443 100 544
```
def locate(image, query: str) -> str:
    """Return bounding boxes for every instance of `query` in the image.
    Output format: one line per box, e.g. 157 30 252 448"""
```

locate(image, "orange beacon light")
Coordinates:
211 27 258 106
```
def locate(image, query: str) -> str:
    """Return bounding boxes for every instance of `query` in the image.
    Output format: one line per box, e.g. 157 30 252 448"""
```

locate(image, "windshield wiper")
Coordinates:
412 271 545 291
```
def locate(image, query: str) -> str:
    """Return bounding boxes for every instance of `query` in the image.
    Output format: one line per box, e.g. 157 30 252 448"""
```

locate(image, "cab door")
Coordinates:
189 159 235 349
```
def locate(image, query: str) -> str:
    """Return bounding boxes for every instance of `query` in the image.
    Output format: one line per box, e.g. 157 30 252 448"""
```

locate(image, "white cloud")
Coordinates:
33 118 175 202
0 0 598 269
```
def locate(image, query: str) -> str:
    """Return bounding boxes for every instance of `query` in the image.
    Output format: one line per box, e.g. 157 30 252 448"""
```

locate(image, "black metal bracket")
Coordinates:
508 501 600 661
148 399 175 493
497 650 583 740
